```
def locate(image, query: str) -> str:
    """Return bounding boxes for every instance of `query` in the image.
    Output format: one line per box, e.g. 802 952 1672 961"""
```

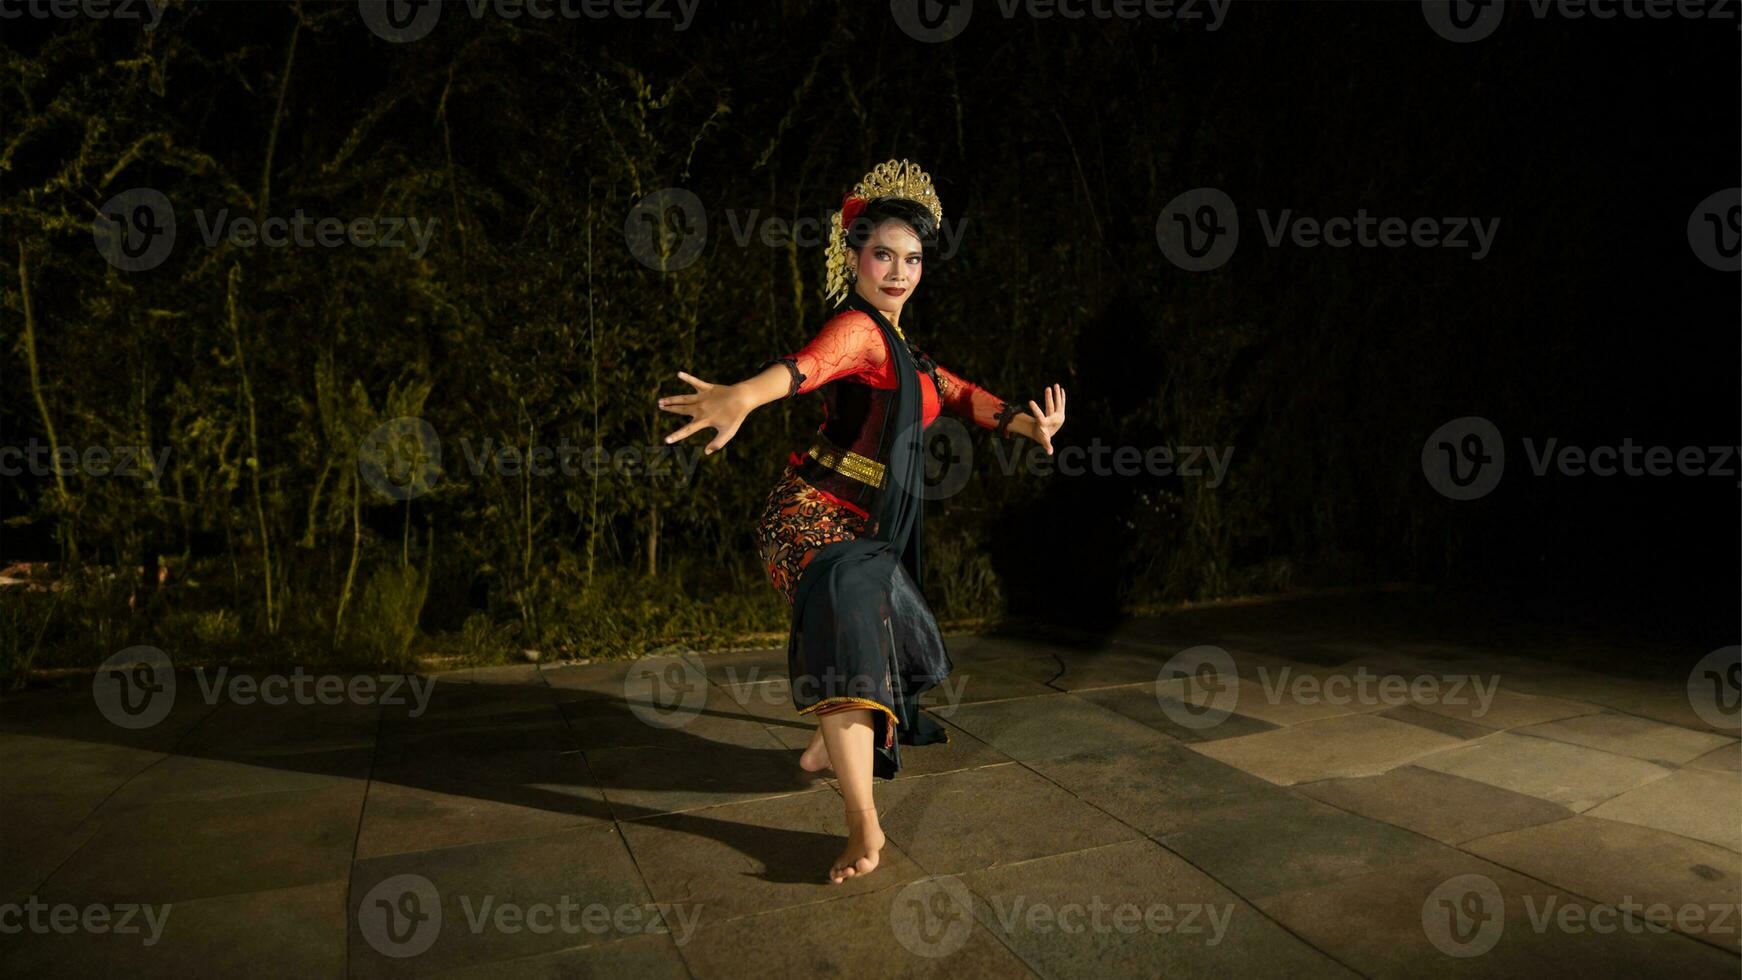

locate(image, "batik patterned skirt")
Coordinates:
754 464 869 606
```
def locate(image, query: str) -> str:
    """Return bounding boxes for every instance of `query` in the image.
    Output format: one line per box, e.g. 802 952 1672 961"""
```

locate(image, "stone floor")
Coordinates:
1 592 1738 977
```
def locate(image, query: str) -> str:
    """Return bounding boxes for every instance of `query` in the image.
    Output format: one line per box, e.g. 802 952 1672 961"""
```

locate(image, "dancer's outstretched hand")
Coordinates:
657 371 749 455
1027 383 1066 455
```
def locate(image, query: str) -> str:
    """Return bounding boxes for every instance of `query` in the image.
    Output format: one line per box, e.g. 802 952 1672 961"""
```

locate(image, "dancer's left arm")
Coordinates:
935 363 1066 455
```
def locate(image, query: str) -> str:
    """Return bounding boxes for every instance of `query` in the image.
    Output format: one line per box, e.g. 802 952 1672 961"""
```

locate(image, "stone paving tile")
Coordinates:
1257 847 1740 978
0 877 348 979
709 675 812 748
461 664 547 686
1296 766 1573 845
697 647 788 691
377 677 558 734
1042 652 1177 692
1188 713 1472 786
876 764 1141 876
170 682 385 759
919 662 1062 705
582 741 826 820
539 659 636 702
675 880 1032 978
1617 691 1736 734
1688 742 1742 772
1024 742 1276 838
1463 815 1742 952
100 748 374 813
1156 790 1445 901
960 839 1354 978
1075 682 1280 743
0 677 215 751
1158 676 1381 728
0 821 102 910
621 789 928 923
371 716 584 786
1410 686 1601 731
347 825 658 978
886 716 1013 779
0 734 168 847
356 775 613 860
1585 768 1742 853
35 781 362 906
562 685 781 752
1503 670 1730 733
946 635 1093 677
1513 711 1735 767
433 931 691 979
1411 731 1674 812
939 693 1172 764
1379 703 1498 740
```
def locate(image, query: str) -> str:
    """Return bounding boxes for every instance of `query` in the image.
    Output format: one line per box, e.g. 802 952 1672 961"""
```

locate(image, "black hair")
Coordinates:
844 196 940 255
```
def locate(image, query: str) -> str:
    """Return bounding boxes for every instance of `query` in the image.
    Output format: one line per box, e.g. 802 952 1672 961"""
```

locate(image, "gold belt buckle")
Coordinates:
805 436 886 488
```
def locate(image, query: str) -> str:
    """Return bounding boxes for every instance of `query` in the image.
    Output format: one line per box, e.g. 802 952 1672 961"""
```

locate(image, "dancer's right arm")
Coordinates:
656 312 885 454
656 366 787 455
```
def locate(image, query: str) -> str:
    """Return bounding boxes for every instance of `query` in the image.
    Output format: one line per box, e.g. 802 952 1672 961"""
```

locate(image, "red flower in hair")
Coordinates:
840 195 866 229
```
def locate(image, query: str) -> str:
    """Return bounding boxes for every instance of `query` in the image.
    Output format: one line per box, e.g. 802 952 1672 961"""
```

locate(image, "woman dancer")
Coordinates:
657 160 1066 883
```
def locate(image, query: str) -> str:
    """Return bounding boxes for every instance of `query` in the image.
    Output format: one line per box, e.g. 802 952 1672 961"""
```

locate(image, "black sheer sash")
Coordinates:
784 292 953 779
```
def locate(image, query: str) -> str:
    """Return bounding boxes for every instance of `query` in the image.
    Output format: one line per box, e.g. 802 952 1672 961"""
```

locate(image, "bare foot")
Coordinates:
799 727 832 772
828 807 884 884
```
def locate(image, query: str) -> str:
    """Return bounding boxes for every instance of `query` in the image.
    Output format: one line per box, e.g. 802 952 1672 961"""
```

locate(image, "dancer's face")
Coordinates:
853 219 923 318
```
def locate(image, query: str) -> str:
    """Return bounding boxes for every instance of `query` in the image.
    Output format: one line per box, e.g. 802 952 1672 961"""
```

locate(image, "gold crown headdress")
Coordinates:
824 159 943 308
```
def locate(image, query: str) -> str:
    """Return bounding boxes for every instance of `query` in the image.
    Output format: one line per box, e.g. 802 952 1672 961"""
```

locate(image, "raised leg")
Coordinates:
817 708 885 883
799 723 832 772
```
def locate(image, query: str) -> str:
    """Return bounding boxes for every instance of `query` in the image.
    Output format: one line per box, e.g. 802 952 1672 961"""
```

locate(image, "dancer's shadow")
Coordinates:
0 662 850 888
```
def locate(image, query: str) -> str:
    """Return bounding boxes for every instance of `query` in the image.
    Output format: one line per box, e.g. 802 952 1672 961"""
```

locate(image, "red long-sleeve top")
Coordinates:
763 310 1021 518
769 310 1018 431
